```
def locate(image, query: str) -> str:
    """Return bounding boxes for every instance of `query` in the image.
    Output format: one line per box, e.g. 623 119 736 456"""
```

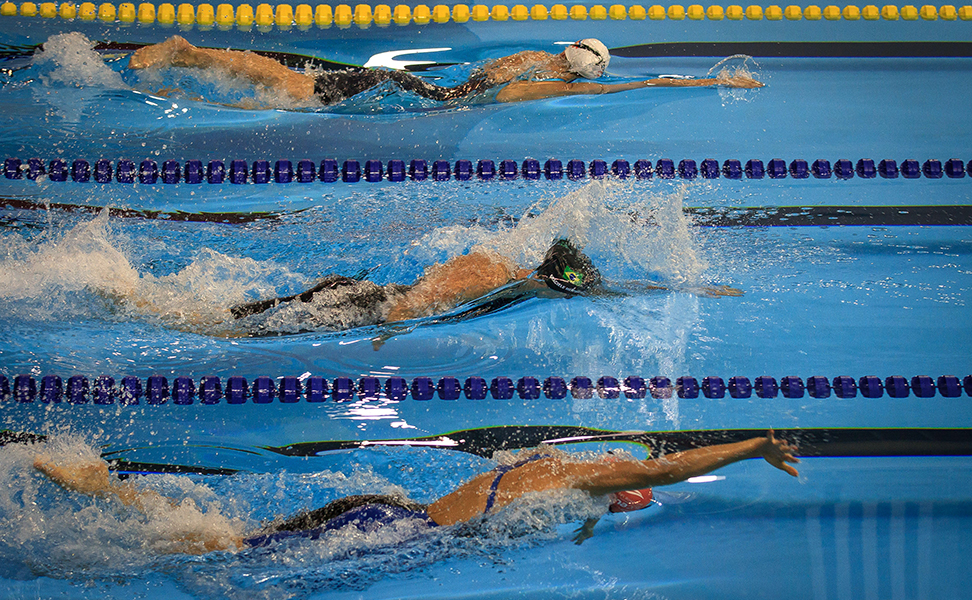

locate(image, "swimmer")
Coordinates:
109 239 739 334
127 36 764 106
228 239 598 323
225 239 739 330
33 430 798 553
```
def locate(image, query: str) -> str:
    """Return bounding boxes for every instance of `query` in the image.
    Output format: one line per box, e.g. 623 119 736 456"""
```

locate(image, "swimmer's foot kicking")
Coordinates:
34 431 799 553
128 36 765 106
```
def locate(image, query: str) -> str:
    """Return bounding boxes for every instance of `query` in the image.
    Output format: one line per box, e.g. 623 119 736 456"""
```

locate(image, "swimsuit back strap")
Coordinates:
483 454 551 514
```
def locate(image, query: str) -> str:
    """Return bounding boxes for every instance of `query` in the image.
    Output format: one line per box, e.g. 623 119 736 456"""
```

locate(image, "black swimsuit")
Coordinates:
313 68 491 105
230 274 410 332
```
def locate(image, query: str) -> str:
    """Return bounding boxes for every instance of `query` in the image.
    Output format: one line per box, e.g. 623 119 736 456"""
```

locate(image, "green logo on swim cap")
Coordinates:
537 238 601 294
563 266 583 287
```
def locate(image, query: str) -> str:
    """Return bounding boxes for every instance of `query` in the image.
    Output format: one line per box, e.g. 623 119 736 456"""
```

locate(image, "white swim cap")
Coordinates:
564 39 610 79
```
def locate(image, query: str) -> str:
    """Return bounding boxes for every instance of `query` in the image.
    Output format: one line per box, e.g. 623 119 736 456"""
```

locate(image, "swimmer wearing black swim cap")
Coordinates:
225 240 598 330
535 239 601 294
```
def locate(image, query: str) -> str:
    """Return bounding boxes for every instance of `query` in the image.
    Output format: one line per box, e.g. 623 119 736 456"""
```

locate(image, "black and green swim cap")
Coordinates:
536 239 601 294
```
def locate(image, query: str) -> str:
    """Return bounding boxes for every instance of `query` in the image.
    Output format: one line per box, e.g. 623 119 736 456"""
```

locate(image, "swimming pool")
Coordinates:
1 4 971 599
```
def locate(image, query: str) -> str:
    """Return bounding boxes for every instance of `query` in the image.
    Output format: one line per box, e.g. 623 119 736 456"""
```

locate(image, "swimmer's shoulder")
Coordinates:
483 50 556 75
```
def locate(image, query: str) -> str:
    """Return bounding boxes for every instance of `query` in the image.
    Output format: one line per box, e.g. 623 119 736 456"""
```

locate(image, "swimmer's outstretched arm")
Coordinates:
687 284 744 298
128 35 315 102
427 431 797 526
570 431 799 497
496 72 763 103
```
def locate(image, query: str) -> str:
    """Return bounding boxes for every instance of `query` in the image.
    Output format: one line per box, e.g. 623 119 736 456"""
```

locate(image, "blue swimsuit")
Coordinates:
244 454 550 547
244 503 438 547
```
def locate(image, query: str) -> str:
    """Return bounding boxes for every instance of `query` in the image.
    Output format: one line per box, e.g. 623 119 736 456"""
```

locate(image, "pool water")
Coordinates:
1 10 971 600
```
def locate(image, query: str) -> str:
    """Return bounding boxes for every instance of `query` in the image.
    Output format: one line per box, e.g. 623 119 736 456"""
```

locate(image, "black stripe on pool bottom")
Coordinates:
263 426 972 460
92 41 972 64
0 197 277 224
688 205 972 227
4 200 970 227
7 427 968 473
613 41 972 58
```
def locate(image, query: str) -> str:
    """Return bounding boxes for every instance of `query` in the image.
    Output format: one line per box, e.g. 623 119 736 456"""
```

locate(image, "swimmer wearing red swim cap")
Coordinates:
36 432 797 552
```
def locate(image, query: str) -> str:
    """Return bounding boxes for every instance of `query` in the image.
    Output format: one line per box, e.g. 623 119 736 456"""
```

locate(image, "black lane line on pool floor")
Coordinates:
688 205 972 227
0 197 279 224
5 199 971 227
92 41 972 65
613 41 972 58
6 427 971 474
262 426 972 460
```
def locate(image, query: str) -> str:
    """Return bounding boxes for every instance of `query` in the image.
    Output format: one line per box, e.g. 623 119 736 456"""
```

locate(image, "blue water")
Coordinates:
0 13 971 600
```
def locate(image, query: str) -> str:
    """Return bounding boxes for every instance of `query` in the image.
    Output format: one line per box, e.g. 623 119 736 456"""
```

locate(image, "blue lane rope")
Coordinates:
2 157 969 184
2 373 970 404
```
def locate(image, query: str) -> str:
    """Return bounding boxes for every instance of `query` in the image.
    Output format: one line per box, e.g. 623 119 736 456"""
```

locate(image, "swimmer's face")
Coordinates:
586 63 605 78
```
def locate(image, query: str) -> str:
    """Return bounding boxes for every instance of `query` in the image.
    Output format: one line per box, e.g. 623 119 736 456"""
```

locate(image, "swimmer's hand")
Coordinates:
34 455 112 496
689 285 744 298
572 517 600 545
705 285 743 297
721 73 764 89
758 430 800 477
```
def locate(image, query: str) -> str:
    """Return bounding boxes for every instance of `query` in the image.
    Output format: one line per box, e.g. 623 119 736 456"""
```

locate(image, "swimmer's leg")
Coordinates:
128 35 315 102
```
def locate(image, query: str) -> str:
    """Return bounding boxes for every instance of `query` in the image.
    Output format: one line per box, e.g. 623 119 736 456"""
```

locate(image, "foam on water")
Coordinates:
0 434 245 578
32 33 128 90
408 179 707 288
0 210 303 333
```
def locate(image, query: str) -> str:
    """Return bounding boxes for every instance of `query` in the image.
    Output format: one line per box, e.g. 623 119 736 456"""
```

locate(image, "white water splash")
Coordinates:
32 32 128 89
409 180 708 287
707 54 764 104
0 211 301 332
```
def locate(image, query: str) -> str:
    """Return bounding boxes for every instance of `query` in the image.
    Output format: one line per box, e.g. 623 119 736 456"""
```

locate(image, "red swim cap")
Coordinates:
609 488 653 513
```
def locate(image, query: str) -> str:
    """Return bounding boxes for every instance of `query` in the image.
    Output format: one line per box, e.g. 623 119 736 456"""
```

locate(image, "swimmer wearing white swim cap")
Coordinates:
564 38 611 79
128 36 764 107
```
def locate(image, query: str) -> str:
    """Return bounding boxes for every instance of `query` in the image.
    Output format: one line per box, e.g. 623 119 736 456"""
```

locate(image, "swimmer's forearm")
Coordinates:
642 75 764 89
575 434 795 496
641 77 720 88
498 74 761 102
636 432 798 487
637 437 768 486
